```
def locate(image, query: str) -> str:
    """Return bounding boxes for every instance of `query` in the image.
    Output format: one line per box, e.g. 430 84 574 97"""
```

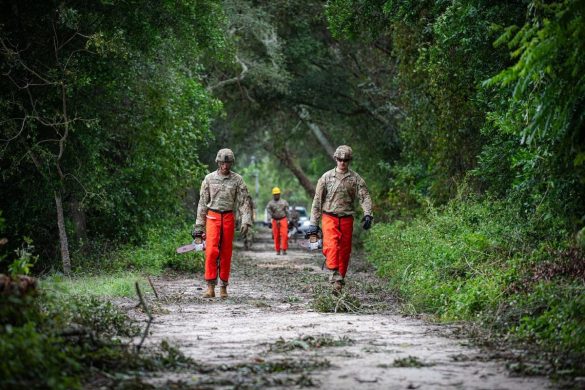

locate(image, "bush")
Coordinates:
365 197 585 362
0 292 138 388
73 222 204 274
0 289 192 388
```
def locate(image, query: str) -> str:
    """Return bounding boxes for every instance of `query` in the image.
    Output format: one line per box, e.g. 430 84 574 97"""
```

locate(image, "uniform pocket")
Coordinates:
210 183 221 198
344 178 356 198
224 183 237 200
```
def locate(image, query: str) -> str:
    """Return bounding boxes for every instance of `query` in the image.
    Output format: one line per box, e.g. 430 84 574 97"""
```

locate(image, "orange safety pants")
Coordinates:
322 213 354 278
204 210 234 285
271 217 288 252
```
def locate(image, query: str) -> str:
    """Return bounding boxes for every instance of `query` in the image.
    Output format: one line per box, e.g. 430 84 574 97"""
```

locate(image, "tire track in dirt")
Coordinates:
139 228 550 389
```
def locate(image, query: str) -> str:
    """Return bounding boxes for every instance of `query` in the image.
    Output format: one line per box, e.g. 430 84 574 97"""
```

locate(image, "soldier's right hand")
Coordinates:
305 224 321 238
192 228 204 239
362 215 373 230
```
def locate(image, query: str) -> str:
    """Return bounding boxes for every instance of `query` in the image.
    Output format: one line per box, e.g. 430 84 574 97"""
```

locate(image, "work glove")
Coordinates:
361 215 373 230
192 227 205 239
305 224 321 239
240 223 251 236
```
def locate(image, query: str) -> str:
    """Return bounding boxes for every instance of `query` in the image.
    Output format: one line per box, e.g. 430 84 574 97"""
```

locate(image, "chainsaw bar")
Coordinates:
176 243 197 253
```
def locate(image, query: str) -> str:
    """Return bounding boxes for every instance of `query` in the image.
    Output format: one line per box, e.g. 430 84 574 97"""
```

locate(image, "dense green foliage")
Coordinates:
0 291 192 389
365 198 584 370
325 0 585 374
326 0 584 220
0 0 583 383
0 0 226 269
74 222 204 275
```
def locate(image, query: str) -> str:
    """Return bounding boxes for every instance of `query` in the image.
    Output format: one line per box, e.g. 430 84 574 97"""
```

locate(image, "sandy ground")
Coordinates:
131 228 551 389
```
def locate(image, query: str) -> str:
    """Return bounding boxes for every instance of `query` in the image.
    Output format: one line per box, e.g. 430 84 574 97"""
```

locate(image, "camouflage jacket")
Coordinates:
195 170 252 229
266 199 290 220
310 168 372 225
289 208 300 224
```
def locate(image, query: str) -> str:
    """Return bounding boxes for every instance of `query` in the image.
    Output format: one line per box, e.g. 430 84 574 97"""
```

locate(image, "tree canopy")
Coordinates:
0 0 583 273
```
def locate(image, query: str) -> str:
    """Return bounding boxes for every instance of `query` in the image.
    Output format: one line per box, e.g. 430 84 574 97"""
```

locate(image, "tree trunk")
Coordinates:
55 190 71 275
69 199 89 255
295 105 336 159
276 149 316 198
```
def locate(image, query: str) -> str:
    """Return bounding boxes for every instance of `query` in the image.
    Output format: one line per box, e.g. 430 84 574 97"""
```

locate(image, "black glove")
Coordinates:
305 224 320 239
192 228 204 239
362 215 373 230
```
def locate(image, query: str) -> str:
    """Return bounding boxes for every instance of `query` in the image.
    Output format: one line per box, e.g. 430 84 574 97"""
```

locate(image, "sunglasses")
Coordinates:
336 158 350 162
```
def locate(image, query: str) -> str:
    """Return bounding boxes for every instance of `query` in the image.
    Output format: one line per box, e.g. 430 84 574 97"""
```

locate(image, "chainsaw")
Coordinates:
176 235 205 253
298 232 322 251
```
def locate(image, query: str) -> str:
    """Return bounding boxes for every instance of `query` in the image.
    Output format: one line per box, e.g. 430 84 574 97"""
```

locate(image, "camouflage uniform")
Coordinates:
309 145 373 284
195 171 252 230
309 169 372 225
194 149 252 288
266 198 290 221
288 207 300 242
266 198 290 253
244 195 255 250
289 207 300 227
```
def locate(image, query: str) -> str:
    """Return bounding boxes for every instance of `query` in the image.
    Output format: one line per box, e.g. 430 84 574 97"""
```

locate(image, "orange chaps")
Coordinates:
322 213 354 278
204 210 234 284
271 217 289 252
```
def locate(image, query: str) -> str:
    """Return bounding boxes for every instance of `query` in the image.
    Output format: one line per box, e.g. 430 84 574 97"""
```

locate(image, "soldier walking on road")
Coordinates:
288 205 300 243
243 194 255 250
307 145 373 294
193 148 252 299
266 187 290 255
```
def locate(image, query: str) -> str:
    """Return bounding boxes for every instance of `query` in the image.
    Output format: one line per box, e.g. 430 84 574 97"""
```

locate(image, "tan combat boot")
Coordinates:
332 281 343 296
203 284 215 298
220 286 228 299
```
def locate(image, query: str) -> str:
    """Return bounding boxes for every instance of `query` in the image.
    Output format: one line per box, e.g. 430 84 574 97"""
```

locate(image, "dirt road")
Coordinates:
141 228 550 389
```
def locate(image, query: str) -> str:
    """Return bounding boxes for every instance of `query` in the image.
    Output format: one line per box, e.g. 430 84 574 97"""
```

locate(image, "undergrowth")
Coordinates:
0 290 195 389
311 285 361 313
72 222 204 275
365 197 585 375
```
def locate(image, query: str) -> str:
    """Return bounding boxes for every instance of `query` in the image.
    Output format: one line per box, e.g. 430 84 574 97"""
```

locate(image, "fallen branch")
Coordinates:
333 292 360 313
135 281 153 353
147 276 159 300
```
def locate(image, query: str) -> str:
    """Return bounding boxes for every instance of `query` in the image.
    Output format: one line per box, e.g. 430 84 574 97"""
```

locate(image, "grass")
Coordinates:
42 272 154 298
43 222 205 299
364 198 585 375
72 222 204 275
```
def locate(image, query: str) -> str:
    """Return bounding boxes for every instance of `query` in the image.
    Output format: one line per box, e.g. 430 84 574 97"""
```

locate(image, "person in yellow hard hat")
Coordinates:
266 187 290 255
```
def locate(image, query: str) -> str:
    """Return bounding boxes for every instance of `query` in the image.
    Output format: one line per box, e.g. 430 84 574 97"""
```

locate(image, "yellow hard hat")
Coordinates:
272 187 281 195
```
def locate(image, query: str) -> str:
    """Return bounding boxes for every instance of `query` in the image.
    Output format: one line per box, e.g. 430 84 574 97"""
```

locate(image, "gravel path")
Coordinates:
138 228 550 389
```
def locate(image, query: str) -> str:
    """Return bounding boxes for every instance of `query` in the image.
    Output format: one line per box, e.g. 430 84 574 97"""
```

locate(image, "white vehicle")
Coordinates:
290 206 310 236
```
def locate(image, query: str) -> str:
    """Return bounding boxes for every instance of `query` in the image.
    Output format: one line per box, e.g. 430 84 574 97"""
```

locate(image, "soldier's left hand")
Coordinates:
362 215 373 230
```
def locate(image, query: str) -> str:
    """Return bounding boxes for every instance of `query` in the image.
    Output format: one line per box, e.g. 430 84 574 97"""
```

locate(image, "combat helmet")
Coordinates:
333 145 352 161
215 148 235 163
